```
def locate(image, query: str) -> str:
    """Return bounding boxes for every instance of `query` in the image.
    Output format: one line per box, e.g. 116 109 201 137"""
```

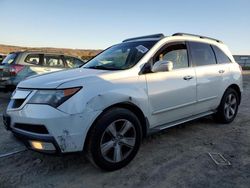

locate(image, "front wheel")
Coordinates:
86 108 142 171
214 88 239 124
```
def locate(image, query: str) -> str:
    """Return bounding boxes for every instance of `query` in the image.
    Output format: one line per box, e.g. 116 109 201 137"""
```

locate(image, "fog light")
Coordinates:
29 140 56 151
30 141 43 150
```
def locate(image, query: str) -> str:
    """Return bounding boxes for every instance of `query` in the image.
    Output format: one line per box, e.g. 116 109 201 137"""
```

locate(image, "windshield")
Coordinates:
2 53 18 64
83 41 157 70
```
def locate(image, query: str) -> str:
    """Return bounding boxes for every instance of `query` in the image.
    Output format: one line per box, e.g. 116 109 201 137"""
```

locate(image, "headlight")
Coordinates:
28 87 81 108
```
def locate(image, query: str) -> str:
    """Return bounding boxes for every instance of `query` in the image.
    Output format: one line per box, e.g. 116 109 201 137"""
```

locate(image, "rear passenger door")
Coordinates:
23 53 45 76
43 54 66 73
188 41 228 113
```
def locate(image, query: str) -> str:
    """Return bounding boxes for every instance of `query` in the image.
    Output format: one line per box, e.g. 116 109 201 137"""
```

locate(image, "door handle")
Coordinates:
183 75 193 80
219 70 225 74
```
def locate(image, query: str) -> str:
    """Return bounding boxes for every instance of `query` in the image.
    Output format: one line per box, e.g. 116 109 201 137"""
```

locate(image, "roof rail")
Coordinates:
172 33 222 43
123 33 164 42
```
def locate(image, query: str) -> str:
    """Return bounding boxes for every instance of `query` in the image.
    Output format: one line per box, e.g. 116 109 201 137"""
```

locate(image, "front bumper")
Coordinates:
5 104 101 153
3 113 61 154
12 128 61 154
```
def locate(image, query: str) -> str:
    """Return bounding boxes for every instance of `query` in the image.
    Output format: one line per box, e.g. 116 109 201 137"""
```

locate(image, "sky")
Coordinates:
0 0 249 54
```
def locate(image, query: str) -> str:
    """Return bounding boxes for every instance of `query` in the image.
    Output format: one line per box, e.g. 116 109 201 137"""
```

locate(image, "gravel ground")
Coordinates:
0 71 250 188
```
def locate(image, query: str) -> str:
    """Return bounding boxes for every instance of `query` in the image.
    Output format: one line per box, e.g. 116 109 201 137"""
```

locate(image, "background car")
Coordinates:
0 51 85 90
0 54 7 64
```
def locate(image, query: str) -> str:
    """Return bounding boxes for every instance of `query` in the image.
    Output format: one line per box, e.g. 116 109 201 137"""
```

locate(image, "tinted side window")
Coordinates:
24 54 41 65
154 43 189 70
44 55 64 68
189 42 216 66
65 56 84 68
212 45 231 64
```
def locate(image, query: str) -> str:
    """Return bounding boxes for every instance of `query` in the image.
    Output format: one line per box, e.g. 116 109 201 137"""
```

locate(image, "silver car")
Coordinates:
0 51 85 90
4 33 243 171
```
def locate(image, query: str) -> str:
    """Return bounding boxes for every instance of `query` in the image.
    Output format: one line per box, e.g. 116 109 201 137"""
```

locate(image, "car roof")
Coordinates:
122 33 223 45
9 51 82 60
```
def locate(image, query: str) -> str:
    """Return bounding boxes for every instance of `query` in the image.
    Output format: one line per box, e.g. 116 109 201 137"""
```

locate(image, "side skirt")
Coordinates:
147 110 216 135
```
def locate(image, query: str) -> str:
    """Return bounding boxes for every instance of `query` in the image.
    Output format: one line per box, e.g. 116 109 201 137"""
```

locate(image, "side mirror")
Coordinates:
152 60 173 73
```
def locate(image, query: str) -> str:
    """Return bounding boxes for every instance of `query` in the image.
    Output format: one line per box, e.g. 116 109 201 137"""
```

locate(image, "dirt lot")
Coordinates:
0 71 250 188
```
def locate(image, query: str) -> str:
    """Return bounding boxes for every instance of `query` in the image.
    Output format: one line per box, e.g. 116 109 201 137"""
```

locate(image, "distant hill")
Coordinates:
0 44 102 60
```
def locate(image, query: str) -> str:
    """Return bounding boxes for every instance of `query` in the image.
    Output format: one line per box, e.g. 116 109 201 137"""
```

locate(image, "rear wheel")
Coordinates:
214 88 239 123
86 108 142 171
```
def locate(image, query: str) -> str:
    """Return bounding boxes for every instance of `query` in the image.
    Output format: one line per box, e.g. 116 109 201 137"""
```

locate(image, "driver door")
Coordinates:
145 42 197 127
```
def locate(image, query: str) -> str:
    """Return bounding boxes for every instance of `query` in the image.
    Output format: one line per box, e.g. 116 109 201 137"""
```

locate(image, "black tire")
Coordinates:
6 85 16 92
86 107 142 171
214 88 239 124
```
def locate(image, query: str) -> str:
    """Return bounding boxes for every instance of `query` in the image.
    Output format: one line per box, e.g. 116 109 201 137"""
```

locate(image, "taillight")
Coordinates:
9 65 25 76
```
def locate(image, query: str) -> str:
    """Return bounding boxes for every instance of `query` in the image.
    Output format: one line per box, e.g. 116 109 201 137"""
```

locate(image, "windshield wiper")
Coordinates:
84 65 121 70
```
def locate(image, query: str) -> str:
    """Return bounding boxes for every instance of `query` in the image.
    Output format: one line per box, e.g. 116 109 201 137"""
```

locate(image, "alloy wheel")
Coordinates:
100 119 136 163
224 93 237 119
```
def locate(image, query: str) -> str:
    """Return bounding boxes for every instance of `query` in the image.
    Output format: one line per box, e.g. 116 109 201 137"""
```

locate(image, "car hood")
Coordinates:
17 68 109 89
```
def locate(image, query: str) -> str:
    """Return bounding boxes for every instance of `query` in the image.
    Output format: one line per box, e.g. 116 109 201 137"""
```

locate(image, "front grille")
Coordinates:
14 123 49 134
12 99 25 108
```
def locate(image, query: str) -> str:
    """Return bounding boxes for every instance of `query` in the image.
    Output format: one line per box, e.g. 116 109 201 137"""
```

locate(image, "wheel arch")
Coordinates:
227 84 241 104
83 102 149 151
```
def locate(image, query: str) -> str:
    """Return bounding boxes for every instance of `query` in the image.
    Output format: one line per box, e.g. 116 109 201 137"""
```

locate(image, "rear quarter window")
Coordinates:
212 45 232 64
65 56 84 68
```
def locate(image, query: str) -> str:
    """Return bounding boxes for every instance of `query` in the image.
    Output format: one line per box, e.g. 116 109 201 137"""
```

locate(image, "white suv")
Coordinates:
4 33 243 171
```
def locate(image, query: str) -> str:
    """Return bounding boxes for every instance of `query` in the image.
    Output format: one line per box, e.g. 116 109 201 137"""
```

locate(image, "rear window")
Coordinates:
2 53 18 64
